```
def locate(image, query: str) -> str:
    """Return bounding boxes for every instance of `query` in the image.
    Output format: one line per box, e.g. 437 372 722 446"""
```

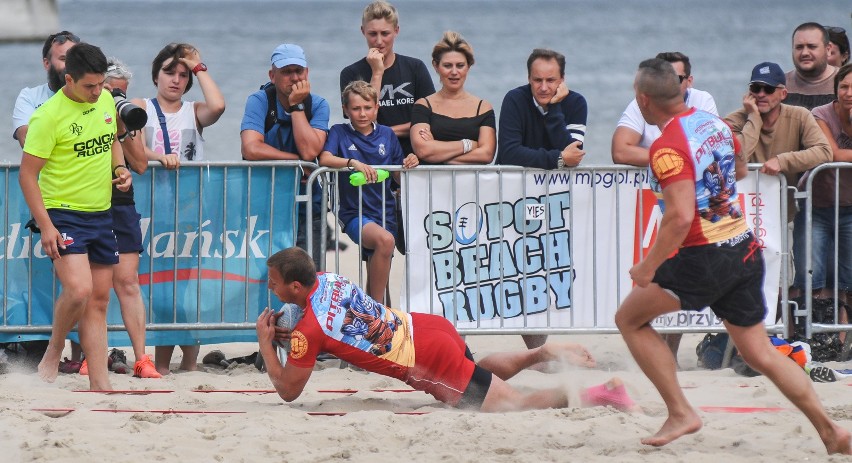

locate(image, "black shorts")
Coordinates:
456 346 493 410
652 231 766 327
111 204 143 254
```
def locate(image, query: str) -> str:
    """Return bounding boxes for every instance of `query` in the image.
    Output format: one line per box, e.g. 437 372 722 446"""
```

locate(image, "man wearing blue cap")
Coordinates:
240 43 330 268
725 61 830 221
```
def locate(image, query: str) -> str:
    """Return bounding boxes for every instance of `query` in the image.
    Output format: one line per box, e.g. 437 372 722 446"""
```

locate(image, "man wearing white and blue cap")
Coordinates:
240 43 330 269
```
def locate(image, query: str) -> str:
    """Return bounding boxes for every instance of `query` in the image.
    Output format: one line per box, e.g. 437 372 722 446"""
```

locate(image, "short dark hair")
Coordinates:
151 43 195 93
793 22 829 45
41 30 80 60
64 43 108 82
835 63 852 95
267 247 317 287
655 51 692 77
636 58 681 103
526 48 565 77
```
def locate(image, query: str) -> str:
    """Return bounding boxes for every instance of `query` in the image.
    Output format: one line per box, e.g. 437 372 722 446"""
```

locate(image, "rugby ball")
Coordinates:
273 303 304 352
454 201 483 245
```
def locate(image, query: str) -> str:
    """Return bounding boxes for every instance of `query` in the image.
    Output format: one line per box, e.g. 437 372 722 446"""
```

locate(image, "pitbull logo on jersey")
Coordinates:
290 330 308 359
651 148 684 180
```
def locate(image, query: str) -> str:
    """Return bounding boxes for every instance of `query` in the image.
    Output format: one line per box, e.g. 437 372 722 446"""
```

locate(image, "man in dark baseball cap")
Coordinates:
750 61 786 88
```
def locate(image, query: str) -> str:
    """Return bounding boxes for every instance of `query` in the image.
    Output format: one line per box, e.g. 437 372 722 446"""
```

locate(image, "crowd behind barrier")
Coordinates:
4 161 850 351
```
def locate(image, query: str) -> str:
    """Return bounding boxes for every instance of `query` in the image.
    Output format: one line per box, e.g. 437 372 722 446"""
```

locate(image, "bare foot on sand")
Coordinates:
642 410 703 446
540 342 596 368
37 345 62 383
824 425 852 455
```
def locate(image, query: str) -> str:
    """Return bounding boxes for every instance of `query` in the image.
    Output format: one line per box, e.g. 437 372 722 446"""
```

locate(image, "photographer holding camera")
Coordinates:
130 42 225 375
100 58 161 379
130 42 225 169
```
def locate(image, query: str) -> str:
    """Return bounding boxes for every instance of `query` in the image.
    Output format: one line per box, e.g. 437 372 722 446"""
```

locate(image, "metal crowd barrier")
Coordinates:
3 161 847 351
0 161 313 346
795 162 852 350
311 164 798 339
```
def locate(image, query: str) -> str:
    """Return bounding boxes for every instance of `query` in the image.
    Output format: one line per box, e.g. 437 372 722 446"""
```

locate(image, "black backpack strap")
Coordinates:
262 82 314 134
262 82 277 134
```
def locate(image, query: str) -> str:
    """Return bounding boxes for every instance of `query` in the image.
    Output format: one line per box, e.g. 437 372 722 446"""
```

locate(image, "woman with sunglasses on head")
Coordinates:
128 43 225 375
827 27 850 67
409 31 496 165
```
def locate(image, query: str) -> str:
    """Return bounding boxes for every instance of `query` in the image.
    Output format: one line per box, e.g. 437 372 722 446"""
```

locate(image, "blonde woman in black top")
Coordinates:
410 31 496 164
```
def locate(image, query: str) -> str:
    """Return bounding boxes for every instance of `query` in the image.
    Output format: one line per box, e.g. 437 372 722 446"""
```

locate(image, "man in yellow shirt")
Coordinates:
19 42 132 391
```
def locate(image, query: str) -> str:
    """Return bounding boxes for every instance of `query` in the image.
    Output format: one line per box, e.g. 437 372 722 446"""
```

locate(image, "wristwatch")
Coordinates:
191 62 207 75
556 154 566 169
288 103 305 112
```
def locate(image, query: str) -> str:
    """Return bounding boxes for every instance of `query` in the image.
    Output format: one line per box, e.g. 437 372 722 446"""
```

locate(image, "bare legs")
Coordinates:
476 342 613 413
477 342 595 380
38 254 113 390
360 222 395 304
726 322 851 455
480 376 569 412
615 284 701 446
113 252 148 364
154 345 199 375
616 283 851 454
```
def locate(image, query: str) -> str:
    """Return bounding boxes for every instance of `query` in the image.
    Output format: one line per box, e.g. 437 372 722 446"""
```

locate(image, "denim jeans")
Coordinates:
792 204 852 290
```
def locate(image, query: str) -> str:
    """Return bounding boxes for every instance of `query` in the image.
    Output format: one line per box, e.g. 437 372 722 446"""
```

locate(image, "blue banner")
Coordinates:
0 165 298 345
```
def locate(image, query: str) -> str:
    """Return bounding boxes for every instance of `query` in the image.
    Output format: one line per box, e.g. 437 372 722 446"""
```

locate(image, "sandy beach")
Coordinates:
1 331 850 463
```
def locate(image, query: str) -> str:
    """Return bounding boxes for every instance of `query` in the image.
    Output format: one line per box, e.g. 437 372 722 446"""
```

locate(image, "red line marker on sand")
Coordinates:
316 389 417 394
699 406 787 413
91 409 245 414
192 389 277 394
307 411 429 416
73 390 174 395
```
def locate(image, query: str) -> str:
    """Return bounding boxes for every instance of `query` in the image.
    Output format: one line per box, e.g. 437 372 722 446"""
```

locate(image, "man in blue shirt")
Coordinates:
497 48 587 170
496 48 587 350
240 43 330 268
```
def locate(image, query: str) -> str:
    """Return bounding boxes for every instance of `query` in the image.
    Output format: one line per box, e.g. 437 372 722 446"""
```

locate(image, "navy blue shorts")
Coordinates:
652 231 766 327
48 209 118 265
343 216 396 258
111 204 143 254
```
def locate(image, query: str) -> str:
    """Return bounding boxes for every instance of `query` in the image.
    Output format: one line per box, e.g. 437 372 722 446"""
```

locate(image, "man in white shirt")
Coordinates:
12 31 81 147
611 51 718 167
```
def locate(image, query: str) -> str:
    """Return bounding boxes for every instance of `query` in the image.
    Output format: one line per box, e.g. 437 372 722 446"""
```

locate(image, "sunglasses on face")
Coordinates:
51 33 80 45
749 83 777 95
678 75 688 84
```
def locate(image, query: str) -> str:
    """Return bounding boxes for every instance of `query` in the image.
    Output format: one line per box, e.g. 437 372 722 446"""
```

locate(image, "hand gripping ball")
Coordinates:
273 303 304 352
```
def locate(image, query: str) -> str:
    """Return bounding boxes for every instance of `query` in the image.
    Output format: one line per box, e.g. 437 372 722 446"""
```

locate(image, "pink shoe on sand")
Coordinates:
580 379 636 412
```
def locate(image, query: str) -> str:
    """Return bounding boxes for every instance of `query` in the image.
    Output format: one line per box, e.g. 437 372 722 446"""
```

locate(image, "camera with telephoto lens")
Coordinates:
110 88 147 131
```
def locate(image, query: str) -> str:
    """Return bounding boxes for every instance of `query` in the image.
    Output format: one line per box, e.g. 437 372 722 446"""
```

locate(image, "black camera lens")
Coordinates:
111 89 147 131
